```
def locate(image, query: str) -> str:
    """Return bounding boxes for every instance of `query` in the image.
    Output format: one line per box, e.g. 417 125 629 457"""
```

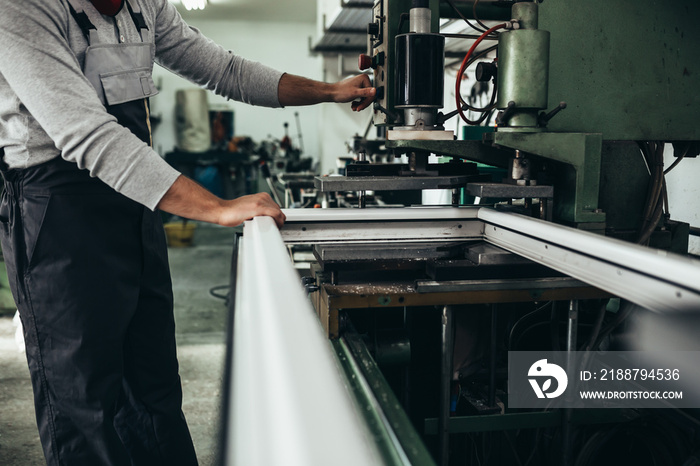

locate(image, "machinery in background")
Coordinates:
166 115 319 208
323 0 699 247
257 115 321 208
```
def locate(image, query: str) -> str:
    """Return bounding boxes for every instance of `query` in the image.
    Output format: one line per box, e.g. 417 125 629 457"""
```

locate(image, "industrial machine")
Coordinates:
223 1 700 465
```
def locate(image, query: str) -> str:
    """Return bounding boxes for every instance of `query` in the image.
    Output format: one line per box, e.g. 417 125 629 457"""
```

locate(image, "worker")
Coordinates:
0 0 376 464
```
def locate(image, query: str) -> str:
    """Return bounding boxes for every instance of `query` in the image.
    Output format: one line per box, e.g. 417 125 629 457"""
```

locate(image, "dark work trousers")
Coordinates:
0 157 198 465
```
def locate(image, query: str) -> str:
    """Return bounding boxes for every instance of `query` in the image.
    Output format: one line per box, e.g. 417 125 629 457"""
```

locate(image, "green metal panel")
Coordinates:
489 132 606 224
334 333 437 466
540 0 700 140
497 29 550 123
598 142 649 232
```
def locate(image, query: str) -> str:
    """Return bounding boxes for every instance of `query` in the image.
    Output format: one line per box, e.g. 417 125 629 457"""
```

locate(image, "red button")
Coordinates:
358 54 373 71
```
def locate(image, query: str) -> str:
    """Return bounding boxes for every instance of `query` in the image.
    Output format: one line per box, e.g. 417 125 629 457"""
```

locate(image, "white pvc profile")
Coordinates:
479 209 700 311
227 216 384 466
283 206 480 223
281 207 483 244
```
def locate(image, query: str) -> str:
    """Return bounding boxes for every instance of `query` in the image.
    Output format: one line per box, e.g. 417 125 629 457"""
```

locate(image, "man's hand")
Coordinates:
331 74 376 112
278 73 376 111
216 192 286 228
158 175 285 228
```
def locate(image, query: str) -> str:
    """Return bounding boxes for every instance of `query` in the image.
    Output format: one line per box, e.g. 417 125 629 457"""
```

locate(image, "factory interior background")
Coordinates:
2 0 700 465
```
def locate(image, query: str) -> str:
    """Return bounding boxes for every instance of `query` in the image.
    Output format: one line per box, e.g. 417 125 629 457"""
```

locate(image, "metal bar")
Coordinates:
439 1 512 21
340 330 438 466
315 175 471 192
467 182 554 199
442 32 496 40
439 306 454 466
424 409 639 435
385 139 511 168
489 304 497 407
562 300 579 466
226 216 383 465
341 0 375 7
427 411 559 435
415 277 591 293
323 28 368 34
332 339 410 466
311 44 366 53
566 300 579 354
479 209 700 311
323 282 609 311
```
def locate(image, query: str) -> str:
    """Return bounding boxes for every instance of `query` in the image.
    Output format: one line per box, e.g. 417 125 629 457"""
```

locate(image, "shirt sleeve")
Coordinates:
0 0 181 210
151 0 285 108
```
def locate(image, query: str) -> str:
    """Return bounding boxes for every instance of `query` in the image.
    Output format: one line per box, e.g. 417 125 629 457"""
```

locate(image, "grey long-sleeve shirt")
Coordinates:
0 0 284 209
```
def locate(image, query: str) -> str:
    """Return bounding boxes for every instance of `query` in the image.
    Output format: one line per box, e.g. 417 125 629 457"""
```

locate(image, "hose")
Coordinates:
455 23 507 124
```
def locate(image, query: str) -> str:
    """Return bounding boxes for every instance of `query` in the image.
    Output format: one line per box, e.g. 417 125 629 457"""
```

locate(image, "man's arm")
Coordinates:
153 0 376 112
157 176 286 228
278 74 376 111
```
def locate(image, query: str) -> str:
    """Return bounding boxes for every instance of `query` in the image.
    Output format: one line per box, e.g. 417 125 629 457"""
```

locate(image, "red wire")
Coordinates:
455 23 506 124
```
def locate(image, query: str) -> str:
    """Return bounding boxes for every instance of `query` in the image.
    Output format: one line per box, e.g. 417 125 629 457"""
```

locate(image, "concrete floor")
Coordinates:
0 222 237 465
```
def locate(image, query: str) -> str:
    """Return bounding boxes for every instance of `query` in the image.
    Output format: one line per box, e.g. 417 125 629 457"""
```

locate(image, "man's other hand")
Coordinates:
158 176 285 229
278 73 375 110
332 74 376 111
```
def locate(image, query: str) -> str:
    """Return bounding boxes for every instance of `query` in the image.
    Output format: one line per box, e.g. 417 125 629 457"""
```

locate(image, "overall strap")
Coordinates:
125 0 150 43
65 0 100 44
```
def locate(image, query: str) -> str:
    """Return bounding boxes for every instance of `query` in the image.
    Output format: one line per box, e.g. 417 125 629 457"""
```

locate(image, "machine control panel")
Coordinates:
369 0 384 48
369 0 391 125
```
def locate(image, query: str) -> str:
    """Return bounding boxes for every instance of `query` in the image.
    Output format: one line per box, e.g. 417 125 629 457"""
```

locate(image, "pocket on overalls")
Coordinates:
100 67 158 106
0 188 23 304
22 194 52 270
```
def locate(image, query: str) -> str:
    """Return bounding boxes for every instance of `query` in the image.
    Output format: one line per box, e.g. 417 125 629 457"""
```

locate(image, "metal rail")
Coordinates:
335 331 437 466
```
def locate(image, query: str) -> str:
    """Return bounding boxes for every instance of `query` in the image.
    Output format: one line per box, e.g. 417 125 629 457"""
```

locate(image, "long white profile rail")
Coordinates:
280 207 483 244
227 216 384 465
283 206 480 223
479 209 700 312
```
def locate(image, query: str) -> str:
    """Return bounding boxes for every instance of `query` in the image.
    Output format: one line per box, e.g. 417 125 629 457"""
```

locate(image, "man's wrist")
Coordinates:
326 81 340 103
211 198 228 226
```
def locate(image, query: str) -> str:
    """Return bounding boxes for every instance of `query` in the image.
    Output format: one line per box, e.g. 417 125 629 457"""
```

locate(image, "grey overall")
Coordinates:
0 1 198 464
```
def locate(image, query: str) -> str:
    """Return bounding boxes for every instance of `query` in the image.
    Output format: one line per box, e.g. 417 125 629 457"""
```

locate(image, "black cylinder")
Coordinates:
412 0 429 8
395 33 445 108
